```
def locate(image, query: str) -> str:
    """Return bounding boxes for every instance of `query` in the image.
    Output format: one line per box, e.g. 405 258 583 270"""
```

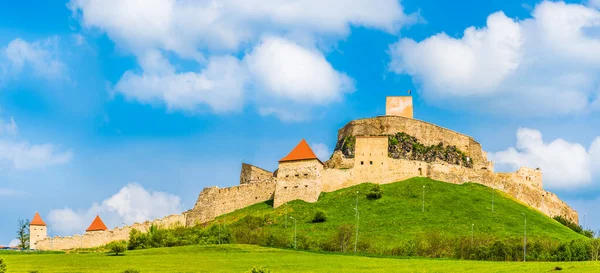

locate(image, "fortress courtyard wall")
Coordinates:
186 180 276 226
36 214 185 251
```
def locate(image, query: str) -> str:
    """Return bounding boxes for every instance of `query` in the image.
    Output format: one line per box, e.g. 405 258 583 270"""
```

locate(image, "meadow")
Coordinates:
3 244 600 273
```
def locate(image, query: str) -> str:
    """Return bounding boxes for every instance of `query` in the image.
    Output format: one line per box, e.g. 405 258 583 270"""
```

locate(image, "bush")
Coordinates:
0 257 6 273
122 270 140 273
553 216 594 238
311 211 327 223
246 266 270 273
366 185 383 200
107 241 127 256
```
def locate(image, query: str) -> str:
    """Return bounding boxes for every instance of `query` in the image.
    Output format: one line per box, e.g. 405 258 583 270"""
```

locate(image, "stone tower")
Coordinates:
29 212 47 250
386 96 413 118
273 139 323 207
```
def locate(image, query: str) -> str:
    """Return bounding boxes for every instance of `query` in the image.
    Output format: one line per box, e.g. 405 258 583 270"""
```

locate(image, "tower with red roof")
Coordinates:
29 212 47 250
273 139 323 207
86 215 108 233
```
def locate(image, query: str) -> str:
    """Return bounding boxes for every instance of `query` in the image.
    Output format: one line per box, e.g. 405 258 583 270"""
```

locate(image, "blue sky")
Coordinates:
2 0 600 245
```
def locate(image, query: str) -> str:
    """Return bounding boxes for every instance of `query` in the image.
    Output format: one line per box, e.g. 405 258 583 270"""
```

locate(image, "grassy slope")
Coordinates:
218 177 584 247
4 244 600 273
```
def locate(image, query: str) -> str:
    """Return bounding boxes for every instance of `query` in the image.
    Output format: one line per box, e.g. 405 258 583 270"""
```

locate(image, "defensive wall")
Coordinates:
36 214 185 251
36 112 579 250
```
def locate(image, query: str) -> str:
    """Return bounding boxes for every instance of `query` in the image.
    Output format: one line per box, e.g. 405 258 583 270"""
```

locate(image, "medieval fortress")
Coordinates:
31 96 578 251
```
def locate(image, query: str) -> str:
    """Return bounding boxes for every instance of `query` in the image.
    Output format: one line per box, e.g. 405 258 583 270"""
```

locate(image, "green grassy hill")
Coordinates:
215 177 584 249
5 244 600 273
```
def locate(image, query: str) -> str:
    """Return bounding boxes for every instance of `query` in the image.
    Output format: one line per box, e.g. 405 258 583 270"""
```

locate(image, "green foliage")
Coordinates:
387 132 472 167
107 241 127 256
122 270 140 273
16 219 30 250
246 266 271 273
366 184 383 200
0 257 6 273
334 136 356 158
311 210 327 223
553 216 594 238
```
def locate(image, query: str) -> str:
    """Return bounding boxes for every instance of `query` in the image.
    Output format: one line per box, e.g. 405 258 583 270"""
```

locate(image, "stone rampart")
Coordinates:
337 116 492 169
186 180 275 226
240 163 274 185
36 214 185 251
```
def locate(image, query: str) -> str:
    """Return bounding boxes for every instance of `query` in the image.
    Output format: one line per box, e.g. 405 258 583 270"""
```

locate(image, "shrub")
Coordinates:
366 184 383 200
0 257 6 273
311 211 327 223
246 266 270 273
333 224 355 253
107 241 127 256
122 270 140 273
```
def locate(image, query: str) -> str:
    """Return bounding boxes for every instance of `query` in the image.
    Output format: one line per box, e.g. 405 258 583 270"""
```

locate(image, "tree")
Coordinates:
16 219 30 250
108 241 127 256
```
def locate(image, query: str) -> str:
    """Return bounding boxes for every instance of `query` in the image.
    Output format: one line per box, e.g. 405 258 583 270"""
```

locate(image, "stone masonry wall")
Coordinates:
36 214 186 251
273 159 323 207
337 116 493 170
240 163 274 185
186 180 276 226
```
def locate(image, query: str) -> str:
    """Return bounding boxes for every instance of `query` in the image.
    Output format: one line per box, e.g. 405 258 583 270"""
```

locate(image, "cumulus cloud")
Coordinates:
0 116 72 171
8 239 19 247
48 183 182 236
489 128 600 190
0 37 65 84
69 0 412 120
311 143 331 162
389 1 600 116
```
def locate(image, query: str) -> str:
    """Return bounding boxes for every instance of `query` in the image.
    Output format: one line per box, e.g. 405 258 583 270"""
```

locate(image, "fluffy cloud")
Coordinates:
310 143 331 162
0 116 72 170
69 0 412 120
389 1 600 116
489 128 600 190
8 239 19 247
0 37 65 84
48 183 182 236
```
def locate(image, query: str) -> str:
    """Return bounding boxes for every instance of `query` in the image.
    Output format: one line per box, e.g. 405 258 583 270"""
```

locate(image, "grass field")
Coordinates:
214 177 584 248
3 244 600 273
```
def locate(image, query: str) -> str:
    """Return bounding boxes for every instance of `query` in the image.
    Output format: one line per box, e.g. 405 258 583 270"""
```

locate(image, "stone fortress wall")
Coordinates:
35 103 579 251
36 214 185 251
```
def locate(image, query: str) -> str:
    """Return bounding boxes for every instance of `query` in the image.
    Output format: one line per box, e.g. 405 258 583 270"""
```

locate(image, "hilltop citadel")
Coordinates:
31 96 578 250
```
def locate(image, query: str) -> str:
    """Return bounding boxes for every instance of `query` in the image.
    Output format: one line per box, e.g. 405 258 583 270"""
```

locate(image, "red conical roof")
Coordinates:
30 212 46 226
86 215 108 232
279 139 320 163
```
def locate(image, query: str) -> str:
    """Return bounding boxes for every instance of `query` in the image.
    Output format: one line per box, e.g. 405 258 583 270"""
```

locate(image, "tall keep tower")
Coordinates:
29 212 47 250
386 96 413 118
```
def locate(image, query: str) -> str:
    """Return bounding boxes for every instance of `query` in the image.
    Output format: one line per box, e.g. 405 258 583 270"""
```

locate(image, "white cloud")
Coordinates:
0 117 17 135
0 188 29 197
0 37 65 84
589 0 600 9
489 128 600 190
8 239 20 247
114 52 246 113
389 1 600 116
69 0 411 120
0 116 72 171
311 143 331 162
48 183 182 236
247 36 354 104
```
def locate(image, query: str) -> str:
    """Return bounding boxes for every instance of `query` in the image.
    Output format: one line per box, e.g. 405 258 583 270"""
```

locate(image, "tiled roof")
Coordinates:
30 212 46 226
279 139 320 163
86 215 108 232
